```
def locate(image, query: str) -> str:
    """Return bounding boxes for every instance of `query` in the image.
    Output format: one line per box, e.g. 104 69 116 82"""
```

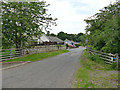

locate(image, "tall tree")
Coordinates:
84 1 120 55
57 31 67 40
57 31 84 42
78 34 87 44
49 33 57 37
2 1 57 49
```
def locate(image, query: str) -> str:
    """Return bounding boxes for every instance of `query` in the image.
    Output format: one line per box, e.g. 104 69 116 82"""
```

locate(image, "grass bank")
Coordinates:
4 50 69 62
74 50 118 88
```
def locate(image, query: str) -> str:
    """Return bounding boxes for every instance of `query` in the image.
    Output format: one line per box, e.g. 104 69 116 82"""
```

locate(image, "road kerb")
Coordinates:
0 61 31 70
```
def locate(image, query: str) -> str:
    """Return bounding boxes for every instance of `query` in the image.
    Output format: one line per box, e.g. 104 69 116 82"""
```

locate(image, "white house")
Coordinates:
64 39 79 45
33 34 63 45
64 39 75 45
40 34 50 43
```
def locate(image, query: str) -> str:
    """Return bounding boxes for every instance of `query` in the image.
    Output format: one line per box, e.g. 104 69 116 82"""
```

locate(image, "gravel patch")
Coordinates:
89 70 118 88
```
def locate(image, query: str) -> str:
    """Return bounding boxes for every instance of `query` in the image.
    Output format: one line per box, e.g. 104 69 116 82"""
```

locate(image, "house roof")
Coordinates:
64 39 74 43
64 39 70 42
47 36 63 43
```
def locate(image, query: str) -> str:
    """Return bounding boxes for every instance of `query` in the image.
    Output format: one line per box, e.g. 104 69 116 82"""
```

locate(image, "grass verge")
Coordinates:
4 50 69 62
74 49 118 88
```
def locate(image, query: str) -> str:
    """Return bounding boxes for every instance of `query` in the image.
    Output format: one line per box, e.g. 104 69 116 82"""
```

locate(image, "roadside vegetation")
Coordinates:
3 50 69 62
74 50 118 88
75 1 120 88
85 1 120 56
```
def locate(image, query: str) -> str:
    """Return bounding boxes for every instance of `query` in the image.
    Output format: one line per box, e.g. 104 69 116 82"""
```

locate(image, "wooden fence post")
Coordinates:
19 48 22 57
87 46 89 53
87 47 91 54
22 48 24 56
0 49 1 61
10 49 11 59
115 53 119 70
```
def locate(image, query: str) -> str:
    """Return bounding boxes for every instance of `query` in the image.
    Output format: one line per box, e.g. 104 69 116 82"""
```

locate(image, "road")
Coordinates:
3 47 85 88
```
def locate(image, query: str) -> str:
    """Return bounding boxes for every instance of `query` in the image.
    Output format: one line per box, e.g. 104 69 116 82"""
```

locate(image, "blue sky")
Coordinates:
45 0 115 34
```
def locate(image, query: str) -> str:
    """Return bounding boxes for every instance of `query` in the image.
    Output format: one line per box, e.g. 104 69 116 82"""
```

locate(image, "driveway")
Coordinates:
2 47 85 88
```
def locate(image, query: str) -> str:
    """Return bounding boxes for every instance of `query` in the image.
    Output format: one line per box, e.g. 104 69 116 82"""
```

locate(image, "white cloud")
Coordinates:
44 0 115 34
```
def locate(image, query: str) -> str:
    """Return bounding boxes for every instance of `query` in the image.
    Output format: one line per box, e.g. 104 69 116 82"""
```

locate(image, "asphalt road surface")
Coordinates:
3 47 85 88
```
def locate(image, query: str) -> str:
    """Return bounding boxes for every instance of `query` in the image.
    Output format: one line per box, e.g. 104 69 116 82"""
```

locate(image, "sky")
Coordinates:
44 0 115 34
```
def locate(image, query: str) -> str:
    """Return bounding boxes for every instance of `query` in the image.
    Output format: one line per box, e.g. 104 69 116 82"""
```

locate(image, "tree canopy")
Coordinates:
57 31 85 42
2 1 57 49
84 1 120 55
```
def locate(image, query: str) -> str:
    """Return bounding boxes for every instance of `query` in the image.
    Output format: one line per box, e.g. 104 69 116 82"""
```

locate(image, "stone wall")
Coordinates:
23 45 66 55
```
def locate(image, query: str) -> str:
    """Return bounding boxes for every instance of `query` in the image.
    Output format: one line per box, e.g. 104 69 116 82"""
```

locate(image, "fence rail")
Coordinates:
0 48 23 61
0 45 66 61
87 47 119 64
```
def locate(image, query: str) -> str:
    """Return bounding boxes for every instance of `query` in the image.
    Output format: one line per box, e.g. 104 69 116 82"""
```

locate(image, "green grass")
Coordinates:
74 50 95 88
4 50 69 62
75 68 94 88
74 49 118 88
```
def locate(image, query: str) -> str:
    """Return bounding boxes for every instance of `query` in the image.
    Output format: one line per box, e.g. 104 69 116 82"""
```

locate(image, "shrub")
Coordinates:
88 53 118 70
75 43 83 47
78 43 83 46
88 54 95 61
75 44 79 47
88 54 101 63
111 63 117 70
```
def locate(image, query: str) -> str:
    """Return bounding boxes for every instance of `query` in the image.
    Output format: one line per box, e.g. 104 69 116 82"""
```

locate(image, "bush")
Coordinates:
111 63 117 70
75 43 83 47
78 43 83 46
88 53 118 70
88 54 95 61
75 44 79 47
88 54 102 63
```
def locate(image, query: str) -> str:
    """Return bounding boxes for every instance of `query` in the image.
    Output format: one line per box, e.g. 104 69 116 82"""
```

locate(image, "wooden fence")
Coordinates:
87 47 119 64
0 48 24 61
0 45 66 61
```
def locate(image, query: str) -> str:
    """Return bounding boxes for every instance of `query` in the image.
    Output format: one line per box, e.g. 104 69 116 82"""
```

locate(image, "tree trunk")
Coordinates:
15 33 22 57
20 33 23 48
